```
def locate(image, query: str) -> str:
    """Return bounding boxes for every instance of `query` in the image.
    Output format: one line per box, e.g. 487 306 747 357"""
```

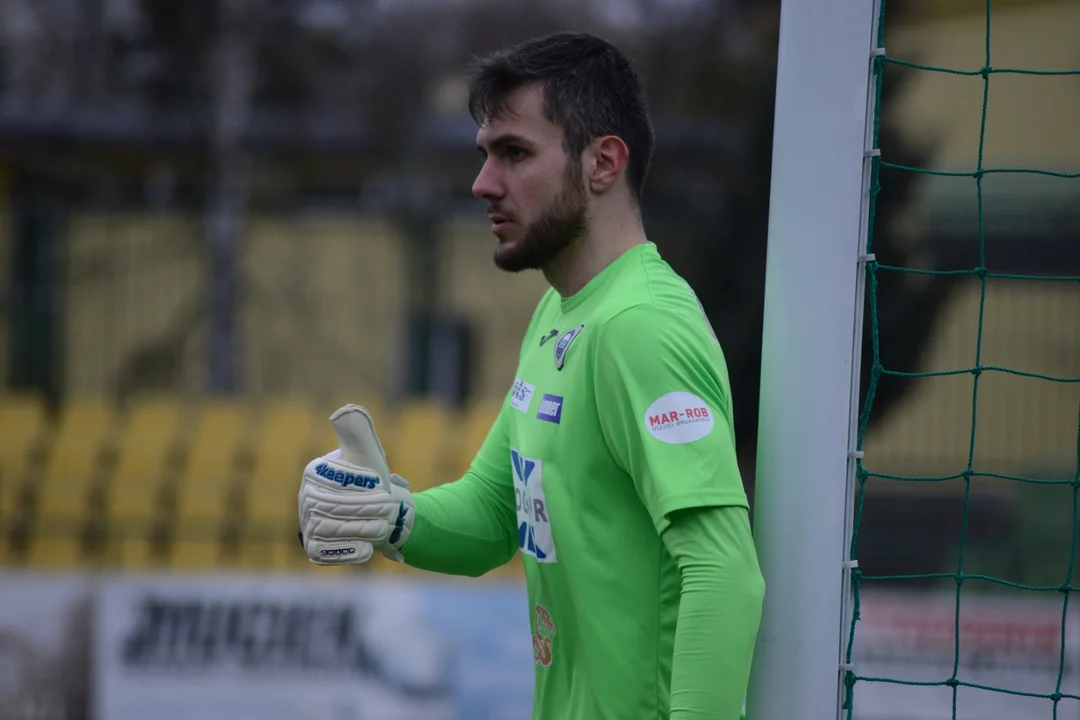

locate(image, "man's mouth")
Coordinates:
489 213 512 233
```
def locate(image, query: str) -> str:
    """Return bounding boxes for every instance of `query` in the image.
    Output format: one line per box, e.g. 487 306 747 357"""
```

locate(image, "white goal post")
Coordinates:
747 1 882 718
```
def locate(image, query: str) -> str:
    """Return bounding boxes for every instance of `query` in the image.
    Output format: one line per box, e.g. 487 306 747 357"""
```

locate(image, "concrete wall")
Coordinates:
57 212 544 404
62 213 410 403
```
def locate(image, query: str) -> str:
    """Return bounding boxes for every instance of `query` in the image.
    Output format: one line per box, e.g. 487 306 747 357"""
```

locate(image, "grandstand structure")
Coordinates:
0 9 1075 711
0 198 536 572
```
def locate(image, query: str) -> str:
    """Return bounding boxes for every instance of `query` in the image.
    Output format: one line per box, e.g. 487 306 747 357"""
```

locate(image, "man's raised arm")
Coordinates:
297 400 518 578
403 402 519 577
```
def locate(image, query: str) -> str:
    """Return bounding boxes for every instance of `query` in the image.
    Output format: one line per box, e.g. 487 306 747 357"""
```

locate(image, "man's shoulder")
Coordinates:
595 301 685 352
596 262 721 362
606 245 700 312
599 274 705 343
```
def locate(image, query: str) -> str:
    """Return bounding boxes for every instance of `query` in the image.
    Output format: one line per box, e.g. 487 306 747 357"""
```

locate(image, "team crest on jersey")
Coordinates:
553 325 584 370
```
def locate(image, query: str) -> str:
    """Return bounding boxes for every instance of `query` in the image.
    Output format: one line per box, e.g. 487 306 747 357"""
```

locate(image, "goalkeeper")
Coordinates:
299 31 765 720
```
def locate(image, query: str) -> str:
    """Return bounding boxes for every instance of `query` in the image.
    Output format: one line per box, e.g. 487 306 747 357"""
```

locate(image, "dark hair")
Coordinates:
467 32 655 205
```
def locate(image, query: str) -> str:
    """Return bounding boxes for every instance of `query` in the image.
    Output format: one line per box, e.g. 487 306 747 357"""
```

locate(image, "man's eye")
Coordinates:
507 147 527 161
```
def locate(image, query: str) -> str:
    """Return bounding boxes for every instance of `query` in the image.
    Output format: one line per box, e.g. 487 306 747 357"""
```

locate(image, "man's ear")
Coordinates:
586 135 630 195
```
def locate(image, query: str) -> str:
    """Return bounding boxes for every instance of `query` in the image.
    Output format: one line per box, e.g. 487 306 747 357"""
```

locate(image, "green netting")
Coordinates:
843 0 1080 717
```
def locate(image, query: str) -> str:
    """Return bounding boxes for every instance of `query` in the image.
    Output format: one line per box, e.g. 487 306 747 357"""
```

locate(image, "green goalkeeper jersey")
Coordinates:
506 241 751 717
406 241 758 719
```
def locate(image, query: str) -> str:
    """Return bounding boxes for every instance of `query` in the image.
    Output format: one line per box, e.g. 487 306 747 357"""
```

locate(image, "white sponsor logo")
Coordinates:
510 377 535 413
512 449 557 562
643 391 715 444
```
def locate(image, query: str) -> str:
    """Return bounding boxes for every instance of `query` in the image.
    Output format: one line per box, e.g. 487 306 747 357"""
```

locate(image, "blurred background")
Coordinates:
0 0 1077 718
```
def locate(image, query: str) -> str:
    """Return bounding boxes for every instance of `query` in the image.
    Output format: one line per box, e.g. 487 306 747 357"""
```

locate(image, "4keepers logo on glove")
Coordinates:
312 462 381 490
297 404 415 565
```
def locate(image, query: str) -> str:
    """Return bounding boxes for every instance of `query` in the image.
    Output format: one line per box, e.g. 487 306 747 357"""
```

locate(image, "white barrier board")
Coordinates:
851 588 1080 719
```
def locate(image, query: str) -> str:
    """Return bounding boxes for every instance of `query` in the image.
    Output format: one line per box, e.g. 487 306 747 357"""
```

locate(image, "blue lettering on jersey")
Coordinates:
512 450 536 487
535 394 563 424
511 448 557 562
510 377 535 413
314 463 380 490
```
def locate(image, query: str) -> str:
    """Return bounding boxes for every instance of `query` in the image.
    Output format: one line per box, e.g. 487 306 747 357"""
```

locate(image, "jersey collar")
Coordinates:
559 242 656 313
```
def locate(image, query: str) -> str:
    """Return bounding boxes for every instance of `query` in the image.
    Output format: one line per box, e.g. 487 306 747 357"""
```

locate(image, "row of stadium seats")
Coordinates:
0 394 520 577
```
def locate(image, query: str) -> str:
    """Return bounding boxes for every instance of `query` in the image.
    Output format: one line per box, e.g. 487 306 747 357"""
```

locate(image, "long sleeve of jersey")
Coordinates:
399 402 519 577
662 504 765 720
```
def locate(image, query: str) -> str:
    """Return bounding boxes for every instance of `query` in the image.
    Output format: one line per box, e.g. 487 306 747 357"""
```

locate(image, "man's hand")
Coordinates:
297 404 414 565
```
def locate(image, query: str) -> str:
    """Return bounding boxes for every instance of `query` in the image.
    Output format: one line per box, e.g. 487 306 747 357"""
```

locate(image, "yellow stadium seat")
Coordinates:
240 534 313 571
309 420 339 459
108 397 183 567
240 400 368 570
245 399 314 526
118 535 158 569
36 399 116 526
306 400 389 456
171 537 225 570
171 401 250 568
452 399 503 478
300 399 391 487
386 400 451 491
0 394 47 527
239 400 314 568
26 534 83 569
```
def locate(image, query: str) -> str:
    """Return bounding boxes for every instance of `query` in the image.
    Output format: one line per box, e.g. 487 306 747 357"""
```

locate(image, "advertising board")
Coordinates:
851 588 1080 719
93 572 534 720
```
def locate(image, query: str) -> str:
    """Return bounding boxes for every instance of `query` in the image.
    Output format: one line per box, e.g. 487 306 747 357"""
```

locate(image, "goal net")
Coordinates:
749 1 1080 718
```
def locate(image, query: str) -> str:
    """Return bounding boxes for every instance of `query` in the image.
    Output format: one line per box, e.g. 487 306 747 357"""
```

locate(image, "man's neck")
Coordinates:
543 210 648 298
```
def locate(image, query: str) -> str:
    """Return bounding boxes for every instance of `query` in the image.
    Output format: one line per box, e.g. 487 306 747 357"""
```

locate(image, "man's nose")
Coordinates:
472 159 503 201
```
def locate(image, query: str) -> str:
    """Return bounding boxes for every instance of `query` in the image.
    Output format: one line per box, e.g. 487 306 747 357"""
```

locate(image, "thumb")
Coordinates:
329 404 392 485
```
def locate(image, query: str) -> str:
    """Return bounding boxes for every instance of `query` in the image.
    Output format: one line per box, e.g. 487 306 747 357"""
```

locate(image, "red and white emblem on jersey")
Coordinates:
532 604 557 668
644 391 715 444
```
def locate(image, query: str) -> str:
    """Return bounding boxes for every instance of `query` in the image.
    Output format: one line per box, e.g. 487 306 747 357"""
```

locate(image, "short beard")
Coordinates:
493 160 588 273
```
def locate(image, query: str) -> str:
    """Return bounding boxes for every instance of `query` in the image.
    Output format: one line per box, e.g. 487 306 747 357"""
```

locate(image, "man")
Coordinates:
298 32 765 720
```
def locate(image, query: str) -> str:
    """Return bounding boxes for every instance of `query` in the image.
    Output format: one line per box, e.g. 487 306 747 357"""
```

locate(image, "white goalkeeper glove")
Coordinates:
297 404 414 565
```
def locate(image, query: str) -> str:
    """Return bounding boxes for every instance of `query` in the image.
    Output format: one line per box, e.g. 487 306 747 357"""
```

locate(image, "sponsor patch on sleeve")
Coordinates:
643 391 715 444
